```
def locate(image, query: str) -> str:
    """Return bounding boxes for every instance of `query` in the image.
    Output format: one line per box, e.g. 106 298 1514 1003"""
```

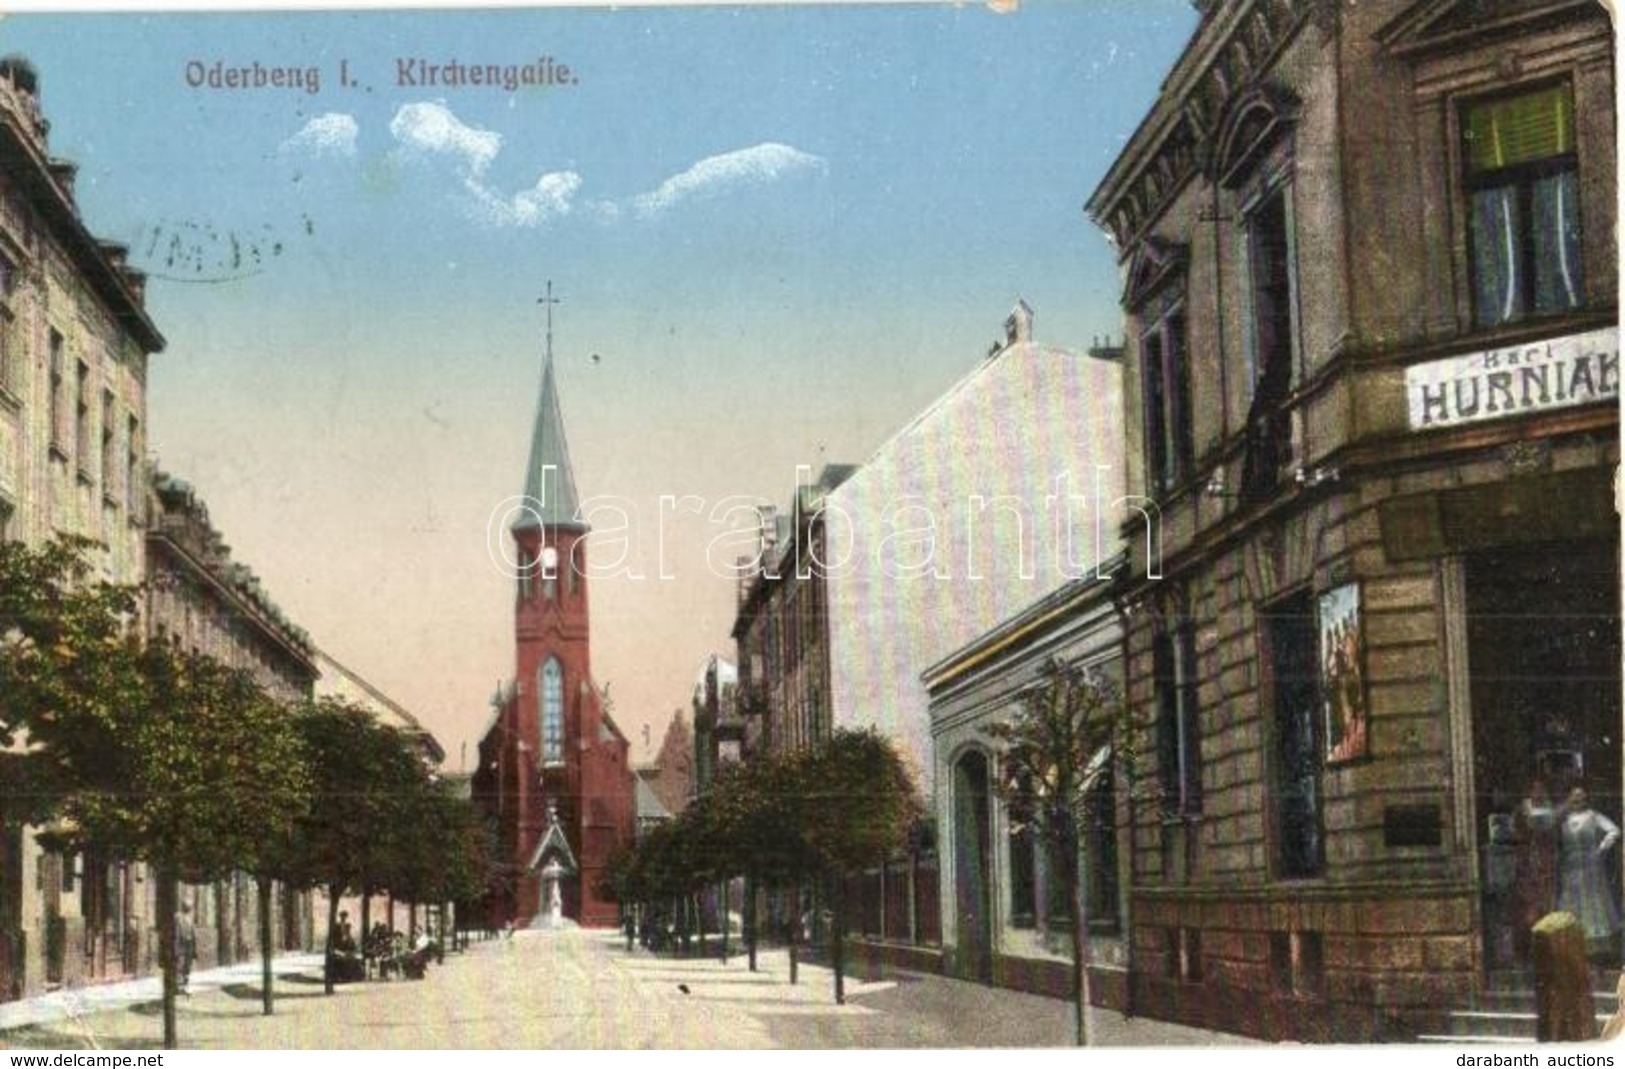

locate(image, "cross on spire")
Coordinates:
538 281 562 365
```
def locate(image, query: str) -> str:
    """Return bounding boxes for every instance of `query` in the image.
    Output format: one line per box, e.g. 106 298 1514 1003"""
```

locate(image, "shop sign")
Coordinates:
1406 326 1618 430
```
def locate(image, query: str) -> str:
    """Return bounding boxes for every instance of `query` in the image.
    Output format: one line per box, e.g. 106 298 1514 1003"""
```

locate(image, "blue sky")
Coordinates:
2 3 1196 762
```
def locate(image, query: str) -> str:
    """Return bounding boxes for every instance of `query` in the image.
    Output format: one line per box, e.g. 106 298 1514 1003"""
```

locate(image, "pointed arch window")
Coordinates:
541 658 564 766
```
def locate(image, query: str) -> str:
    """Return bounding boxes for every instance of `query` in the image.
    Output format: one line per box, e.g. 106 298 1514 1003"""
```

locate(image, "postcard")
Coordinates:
0 0 1618 1053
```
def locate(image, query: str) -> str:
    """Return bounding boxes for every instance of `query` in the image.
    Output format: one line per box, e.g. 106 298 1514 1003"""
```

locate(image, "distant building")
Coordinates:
731 465 856 761
823 301 1126 971
646 709 696 817
473 329 635 930
925 578 1125 1000
691 654 741 795
633 769 672 839
826 300 1125 790
309 649 444 944
314 649 445 763
0 55 165 1001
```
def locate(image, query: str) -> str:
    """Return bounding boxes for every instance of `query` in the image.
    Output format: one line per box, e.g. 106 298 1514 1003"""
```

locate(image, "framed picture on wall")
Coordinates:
1319 583 1368 764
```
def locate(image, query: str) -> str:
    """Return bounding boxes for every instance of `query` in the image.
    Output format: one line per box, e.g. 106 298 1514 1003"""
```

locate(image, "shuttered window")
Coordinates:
1462 83 1583 327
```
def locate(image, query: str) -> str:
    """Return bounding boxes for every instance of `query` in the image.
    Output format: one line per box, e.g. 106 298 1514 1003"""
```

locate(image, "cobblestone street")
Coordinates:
0 929 1263 1049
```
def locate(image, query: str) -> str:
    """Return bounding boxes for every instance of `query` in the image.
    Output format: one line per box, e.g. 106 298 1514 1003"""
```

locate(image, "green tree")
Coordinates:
795 729 921 1005
984 658 1135 1047
54 643 309 1049
287 699 430 995
0 537 139 825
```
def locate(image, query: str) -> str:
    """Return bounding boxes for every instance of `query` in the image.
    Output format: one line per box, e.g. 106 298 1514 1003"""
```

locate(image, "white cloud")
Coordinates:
467 170 585 228
630 143 827 218
281 113 358 158
389 101 502 176
382 103 821 231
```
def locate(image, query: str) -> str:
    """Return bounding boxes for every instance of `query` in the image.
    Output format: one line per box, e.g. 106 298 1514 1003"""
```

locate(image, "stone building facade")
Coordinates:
144 473 320 974
0 55 165 1000
925 581 1126 1004
1084 0 1617 1041
731 465 855 761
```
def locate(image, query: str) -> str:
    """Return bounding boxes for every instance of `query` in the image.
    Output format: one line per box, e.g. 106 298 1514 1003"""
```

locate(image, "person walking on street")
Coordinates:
175 903 197 995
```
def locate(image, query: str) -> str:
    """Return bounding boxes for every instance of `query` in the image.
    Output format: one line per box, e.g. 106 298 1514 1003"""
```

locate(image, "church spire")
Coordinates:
515 282 586 532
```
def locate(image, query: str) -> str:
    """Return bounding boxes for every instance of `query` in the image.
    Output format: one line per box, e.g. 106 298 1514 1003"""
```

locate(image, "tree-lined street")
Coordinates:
0 930 1260 1050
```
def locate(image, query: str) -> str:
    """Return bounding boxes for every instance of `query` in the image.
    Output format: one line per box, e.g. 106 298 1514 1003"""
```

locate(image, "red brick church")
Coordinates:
474 301 635 929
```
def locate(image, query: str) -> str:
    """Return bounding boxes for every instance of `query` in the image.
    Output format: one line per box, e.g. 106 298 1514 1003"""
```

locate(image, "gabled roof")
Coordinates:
314 649 446 763
635 773 672 822
514 351 587 533
526 808 579 873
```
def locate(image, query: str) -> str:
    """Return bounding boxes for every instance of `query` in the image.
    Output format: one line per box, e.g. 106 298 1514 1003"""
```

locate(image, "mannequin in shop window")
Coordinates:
1557 787 1622 960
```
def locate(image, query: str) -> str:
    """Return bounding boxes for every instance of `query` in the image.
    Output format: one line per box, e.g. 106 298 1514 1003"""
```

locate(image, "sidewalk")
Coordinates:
623 935 1267 1047
0 930 1269 1048
0 952 325 1036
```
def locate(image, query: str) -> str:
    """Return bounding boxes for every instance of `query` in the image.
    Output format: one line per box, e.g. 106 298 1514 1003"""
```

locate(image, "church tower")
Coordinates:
478 287 634 929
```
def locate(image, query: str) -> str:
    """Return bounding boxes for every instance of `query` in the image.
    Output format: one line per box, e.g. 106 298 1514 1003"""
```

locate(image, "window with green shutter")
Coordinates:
1461 82 1583 328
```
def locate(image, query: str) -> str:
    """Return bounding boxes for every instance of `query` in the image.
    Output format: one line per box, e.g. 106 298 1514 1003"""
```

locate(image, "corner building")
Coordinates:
1085 0 1617 1041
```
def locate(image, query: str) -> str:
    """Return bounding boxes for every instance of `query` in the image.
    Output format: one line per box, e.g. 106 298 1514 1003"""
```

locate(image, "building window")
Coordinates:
49 331 64 450
1083 759 1120 931
0 256 15 399
1154 623 1202 817
100 390 115 500
0 310 15 401
517 549 533 599
1006 772 1037 929
1463 82 1583 328
126 416 141 520
74 360 90 477
1241 184 1297 502
1140 304 1192 496
1266 592 1324 879
540 658 563 766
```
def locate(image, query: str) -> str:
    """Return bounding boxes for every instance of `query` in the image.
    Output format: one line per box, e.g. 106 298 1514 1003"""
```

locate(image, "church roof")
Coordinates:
514 351 587 533
526 806 579 873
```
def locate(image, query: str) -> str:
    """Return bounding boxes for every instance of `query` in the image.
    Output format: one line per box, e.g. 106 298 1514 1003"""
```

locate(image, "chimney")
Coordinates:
49 159 77 205
1005 299 1035 347
1088 333 1126 362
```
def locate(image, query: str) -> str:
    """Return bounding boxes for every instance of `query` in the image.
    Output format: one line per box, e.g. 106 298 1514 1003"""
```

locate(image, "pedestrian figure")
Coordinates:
1557 787 1622 961
175 903 197 995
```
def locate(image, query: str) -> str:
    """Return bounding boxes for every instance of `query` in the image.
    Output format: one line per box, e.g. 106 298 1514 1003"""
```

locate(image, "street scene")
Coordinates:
0 929 1259 1049
0 0 1621 1051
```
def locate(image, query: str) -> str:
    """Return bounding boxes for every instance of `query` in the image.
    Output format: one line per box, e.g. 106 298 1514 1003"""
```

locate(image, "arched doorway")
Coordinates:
953 749 994 984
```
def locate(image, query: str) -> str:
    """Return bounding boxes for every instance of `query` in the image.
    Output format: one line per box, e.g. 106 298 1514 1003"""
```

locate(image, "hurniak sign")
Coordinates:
1405 326 1619 430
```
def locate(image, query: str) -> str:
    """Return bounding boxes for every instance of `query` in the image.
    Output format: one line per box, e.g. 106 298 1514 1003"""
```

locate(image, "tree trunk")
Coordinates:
323 885 341 996
788 893 799 986
745 874 757 972
1533 911 1596 1041
831 875 846 1006
719 881 730 963
156 867 179 1050
1063 825 1091 1047
696 892 708 956
257 875 274 1016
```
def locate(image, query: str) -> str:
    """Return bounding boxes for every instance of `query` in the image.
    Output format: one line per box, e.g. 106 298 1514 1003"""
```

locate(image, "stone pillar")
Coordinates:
1532 911 1595 1042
